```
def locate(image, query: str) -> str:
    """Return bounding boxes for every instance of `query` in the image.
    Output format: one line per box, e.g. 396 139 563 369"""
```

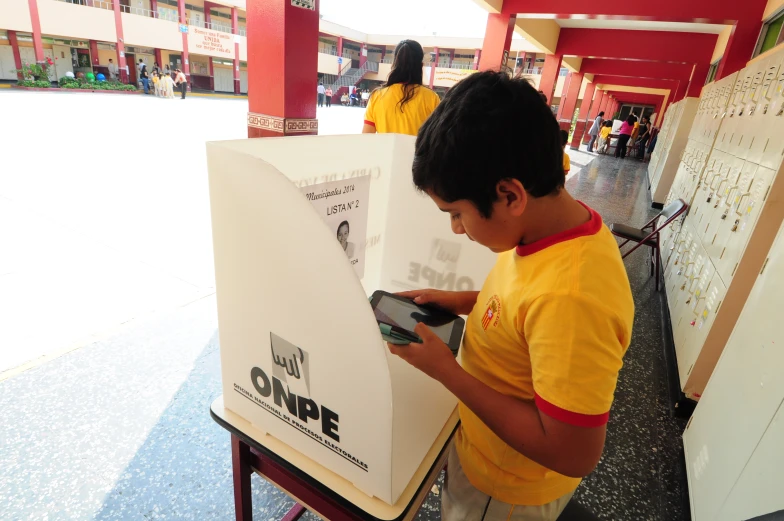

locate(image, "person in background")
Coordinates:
561 129 571 176
615 115 636 158
587 111 604 152
139 61 150 95
152 61 160 76
107 59 118 81
152 71 161 97
317 82 326 107
390 71 633 521
163 71 175 99
163 63 171 77
635 116 652 161
362 39 440 136
341 92 349 106
628 114 640 145
361 89 370 107
598 120 613 154
325 87 333 107
174 68 187 99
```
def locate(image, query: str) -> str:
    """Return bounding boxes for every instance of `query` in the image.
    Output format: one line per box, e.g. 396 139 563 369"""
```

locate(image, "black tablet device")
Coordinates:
370 290 465 355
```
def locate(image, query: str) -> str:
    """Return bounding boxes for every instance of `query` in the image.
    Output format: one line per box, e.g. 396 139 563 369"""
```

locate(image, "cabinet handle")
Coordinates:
735 192 751 216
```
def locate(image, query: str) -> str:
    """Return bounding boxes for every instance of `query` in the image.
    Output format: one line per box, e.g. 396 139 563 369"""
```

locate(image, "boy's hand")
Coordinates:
396 289 478 316
387 323 460 383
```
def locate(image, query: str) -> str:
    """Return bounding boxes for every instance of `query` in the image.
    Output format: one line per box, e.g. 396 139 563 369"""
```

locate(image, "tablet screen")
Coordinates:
374 295 455 343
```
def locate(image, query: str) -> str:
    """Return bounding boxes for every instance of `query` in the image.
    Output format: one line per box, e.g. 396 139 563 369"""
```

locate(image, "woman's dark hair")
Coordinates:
414 71 564 218
626 114 636 125
384 39 425 113
337 221 349 237
598 111 605 116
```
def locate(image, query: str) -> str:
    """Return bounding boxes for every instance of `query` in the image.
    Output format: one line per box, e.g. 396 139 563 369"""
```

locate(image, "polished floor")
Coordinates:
0 90 688 521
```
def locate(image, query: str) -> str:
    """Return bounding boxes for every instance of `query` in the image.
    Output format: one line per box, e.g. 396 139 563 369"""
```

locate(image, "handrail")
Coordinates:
319 45 337 56
56 0 113 10
204 21 233 33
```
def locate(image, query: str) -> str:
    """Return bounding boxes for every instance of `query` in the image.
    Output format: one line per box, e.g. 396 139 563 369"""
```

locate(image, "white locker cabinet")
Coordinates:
728 64 765 160
649 98 700 206
760 52 784 170
714 72 747 154
745 59 781 162
715 165 776 283
716 402 784 521
683 222 784 521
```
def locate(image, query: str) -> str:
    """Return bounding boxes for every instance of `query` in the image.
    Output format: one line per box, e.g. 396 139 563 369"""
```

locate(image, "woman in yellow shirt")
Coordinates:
362 39 440 136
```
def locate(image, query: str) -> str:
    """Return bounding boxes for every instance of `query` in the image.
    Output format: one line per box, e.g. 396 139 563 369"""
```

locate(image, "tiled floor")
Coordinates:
0 147 689 520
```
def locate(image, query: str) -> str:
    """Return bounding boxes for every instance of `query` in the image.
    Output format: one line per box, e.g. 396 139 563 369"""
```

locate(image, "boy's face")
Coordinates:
428 180 528 253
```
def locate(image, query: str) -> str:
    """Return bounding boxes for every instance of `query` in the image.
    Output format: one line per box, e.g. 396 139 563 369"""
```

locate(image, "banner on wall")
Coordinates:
434 68 478 87
300 176 370 279
189 27 234 59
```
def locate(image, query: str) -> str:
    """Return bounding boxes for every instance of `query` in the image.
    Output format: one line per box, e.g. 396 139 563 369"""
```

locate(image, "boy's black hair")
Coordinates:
413 71 564 218
560 129 569 146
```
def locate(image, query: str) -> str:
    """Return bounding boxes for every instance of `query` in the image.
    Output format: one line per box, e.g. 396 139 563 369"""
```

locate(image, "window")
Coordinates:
754 10 784 57
705 60 720 85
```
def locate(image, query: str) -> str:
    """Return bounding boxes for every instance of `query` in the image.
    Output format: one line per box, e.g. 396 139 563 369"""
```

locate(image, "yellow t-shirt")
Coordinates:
364 84 440 136
600 126 612 139
562 152 570 174
455 203 634 506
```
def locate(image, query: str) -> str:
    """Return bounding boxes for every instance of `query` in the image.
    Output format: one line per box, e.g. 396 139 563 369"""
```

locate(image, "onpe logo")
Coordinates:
271 332 311 396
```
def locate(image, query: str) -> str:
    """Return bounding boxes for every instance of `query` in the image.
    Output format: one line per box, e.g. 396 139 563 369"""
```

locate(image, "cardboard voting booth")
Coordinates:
206 134 497 505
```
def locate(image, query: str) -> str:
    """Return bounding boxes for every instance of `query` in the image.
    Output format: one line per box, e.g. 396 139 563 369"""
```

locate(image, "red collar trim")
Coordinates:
515 201 602 257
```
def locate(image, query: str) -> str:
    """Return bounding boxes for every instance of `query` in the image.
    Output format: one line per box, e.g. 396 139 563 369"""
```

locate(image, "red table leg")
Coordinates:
232 435 254 521
281 504 307 521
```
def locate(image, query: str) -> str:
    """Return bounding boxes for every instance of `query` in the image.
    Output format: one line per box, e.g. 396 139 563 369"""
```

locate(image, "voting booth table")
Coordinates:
206 134 497 520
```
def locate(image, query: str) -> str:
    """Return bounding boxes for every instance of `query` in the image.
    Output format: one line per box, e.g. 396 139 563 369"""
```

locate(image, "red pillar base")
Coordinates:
570 121 587 149
558 121 571 132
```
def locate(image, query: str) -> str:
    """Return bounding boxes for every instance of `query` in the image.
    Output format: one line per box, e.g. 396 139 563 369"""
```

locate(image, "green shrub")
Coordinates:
33 80 52 88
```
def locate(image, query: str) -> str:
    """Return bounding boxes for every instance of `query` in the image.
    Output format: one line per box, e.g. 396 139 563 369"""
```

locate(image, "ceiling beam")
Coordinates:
471 0 502 14
593 75 679 90
580 58 694 81
513 18 561 54
556 29 717 63
500 0 766 24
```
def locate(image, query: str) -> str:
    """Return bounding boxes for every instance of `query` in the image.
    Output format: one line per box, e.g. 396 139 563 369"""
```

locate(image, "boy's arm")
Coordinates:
390 292 628 478
391 325 605 478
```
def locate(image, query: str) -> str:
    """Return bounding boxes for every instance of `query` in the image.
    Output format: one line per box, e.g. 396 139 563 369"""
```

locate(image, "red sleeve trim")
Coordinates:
535 393 609 428
364 120 376 127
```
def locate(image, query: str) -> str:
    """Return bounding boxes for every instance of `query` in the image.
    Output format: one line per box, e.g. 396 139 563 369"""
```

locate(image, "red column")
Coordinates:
687 63 709 98
155 48 163 68
556 71 583 131
539 54 562 105
479 13 515 71
571 81 596 149
429 46 439 89
8 31 23 80
472 49 481 70
360 42 368 68
232 7 240 94
111 0 129 83
449 49 455 67
89 40 100 66
381 47 386 62
716 20 762 81
204 2 211 29
517 51 526 75
150 0 157 17
178 0 190 86
247 0 319 138
27 0 45 61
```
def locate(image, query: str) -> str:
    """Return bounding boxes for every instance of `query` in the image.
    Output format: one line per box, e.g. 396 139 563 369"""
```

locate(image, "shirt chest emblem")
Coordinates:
481 295 502 330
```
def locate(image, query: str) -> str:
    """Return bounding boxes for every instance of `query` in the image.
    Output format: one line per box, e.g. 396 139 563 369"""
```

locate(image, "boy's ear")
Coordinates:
496 179 528 217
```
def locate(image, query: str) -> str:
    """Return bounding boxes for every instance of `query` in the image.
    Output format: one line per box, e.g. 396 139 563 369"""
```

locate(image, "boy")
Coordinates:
598 121 613 154
560 129 570 176
389 71 634 521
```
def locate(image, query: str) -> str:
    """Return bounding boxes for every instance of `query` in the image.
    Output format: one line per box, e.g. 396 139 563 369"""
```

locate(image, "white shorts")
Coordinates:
441 443 574 521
